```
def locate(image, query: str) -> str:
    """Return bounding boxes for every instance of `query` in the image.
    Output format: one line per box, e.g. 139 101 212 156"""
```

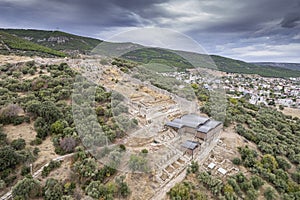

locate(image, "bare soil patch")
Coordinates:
279 107 300 118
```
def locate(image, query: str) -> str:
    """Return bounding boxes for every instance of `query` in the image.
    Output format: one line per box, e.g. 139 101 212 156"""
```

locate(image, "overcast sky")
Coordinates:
1 0 300 62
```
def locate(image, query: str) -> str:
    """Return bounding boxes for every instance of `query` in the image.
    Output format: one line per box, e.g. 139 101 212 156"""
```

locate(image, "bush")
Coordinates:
42 160 62 178
85 181 116 199
11 138 26 150
63 182 76 195
115 176 130 198
12 177 41 199
141 149 148 154
232 157 241 165
44 178 63 200
264 187 278 200
60 137 76 153
30 137 42 146
119 144 126 151
129 154 149 172
276 156 291 171
250 175 264 190
188 161 199 174
21 166 30 176
0 146 21 171
168 182 192 200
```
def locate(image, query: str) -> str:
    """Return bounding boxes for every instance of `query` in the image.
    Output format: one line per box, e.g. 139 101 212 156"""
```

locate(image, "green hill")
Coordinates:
1 28 299 78
0 31 67 57
121 47 300 78
0 29 102 53
121 47 193 71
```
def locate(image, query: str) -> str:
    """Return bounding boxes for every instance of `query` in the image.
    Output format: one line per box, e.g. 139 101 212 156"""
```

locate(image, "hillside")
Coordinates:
0 29 102 53
121 47 300 78
252 62 300 71
0 31 67 57
1 28 300 77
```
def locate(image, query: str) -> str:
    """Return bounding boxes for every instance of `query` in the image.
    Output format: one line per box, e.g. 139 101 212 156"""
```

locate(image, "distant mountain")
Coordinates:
0 31 66 57
0 29 102 54
120 46 300 78
252 62 300 71
1 28 300 78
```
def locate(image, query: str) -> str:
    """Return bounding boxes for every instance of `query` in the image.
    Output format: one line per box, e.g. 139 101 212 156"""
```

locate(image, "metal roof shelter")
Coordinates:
173 118 200 129
165 114 222 133
203 120 222 129
165 121 184 129
181 114 209 125
165 114 210 129
197 126 213 133
181 140 199 150
197 120 222 133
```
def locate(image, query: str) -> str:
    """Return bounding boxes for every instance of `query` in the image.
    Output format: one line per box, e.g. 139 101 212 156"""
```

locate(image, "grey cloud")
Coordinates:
281 12 300 28
0 0 300 62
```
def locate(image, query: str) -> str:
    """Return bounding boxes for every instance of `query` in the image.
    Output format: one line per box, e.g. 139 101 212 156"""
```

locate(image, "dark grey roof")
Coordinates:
181 114 209 125
203 120 222 129
172 118 200 128
197 126 212 133
165 114 221 131
182 140 198 150
165 121 183 129
197 120 222 133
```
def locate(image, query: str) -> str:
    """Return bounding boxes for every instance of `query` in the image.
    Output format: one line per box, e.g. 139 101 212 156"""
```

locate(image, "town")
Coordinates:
161 70 300 110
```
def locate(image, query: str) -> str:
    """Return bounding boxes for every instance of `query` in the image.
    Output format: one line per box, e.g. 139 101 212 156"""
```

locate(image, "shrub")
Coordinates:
30 137 42 146
42 160 62 178
0 146 21 171
12 177 41 199
188 161 199 174
141 149 148 154
11 138 26 150
44 178 63 200
21 166 30 176
232 157 241 165
60 137 76 153
33 147 40 156
119 144 126 151
129 154 149 172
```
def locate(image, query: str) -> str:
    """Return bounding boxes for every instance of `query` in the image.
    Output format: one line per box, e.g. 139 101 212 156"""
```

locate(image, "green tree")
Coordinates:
85 181 116 199
250 175 264 190
261 154 278 172
50 120 67 135
0 146 20 171
12 177 41 199
129 154 149 172
276 156 291 171
44 178 63 200
73 157 98 182
188 161 199 174
115 175 131 198
168 182 191 200
11 138 26 150
264 187 278 200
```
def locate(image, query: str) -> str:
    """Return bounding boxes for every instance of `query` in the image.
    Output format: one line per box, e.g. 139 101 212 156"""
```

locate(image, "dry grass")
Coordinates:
3 122 57 171
3 123 36 145
0 55 33 65
279 107 300 118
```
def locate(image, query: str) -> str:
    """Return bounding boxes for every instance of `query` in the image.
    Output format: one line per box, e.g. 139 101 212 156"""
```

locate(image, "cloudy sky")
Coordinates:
1 0 300 62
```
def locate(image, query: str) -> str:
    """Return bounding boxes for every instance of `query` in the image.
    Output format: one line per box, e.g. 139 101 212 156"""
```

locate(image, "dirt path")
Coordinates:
0 153 74 200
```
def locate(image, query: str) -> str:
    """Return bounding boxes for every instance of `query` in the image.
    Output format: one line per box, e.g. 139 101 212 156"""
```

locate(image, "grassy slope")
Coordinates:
0 31 67 57
1 28 299 77
121 47 300 78
0 29 102 52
